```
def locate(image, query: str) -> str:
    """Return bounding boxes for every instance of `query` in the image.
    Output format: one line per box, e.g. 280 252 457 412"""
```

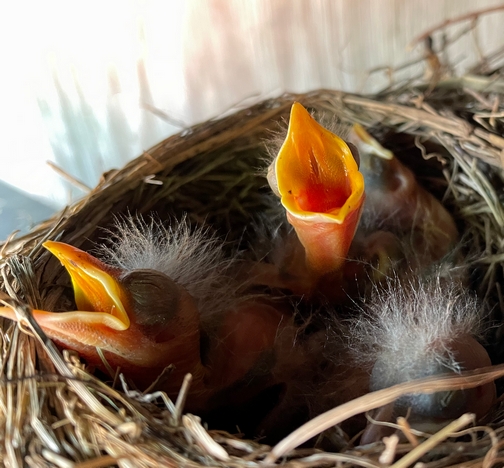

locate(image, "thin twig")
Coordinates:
389 414 475 468
47 161 92 193
409 5 504 47
263 366 504 464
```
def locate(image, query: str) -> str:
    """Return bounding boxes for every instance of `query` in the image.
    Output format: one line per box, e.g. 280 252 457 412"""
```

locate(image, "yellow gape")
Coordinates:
268 102 364 278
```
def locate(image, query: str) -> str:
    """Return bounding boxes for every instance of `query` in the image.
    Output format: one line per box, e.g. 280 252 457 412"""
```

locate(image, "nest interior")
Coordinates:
2 79 504 467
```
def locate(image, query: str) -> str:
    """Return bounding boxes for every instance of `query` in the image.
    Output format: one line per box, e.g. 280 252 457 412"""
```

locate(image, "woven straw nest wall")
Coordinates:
1 80 504 468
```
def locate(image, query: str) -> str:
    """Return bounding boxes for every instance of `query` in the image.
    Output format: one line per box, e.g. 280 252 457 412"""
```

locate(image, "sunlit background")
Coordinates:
1 0 503 238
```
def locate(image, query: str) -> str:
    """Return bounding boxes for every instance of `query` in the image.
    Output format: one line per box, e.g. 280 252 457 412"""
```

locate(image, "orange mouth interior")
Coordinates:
274 102 364 224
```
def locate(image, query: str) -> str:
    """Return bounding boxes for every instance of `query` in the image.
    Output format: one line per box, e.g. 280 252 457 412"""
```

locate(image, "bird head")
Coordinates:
347 123 403 200
267 102 365 282
0 233 296 409
0 241 203 389
348 123 458 265
351 274 495 443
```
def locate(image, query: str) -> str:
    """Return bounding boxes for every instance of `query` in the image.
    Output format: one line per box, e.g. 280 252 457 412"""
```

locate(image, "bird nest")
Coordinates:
3 42 504 468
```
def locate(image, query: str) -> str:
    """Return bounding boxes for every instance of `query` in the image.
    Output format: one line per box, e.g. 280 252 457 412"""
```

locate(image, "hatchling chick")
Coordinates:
0 215 295 413
347 123 458 280
347 267 495 444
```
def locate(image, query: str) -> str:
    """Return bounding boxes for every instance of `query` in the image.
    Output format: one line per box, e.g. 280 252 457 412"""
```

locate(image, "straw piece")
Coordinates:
0 296 122 428
263 366 504 464
182 415 230 462
389 414 475 468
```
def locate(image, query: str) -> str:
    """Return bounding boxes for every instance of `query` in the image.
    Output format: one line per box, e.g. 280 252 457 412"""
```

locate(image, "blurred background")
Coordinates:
1 0 504 239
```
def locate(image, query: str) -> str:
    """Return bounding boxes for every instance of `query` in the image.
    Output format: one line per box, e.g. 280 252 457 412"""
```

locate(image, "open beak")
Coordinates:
0 240 212 393
268 102 365 277
0 241 131 348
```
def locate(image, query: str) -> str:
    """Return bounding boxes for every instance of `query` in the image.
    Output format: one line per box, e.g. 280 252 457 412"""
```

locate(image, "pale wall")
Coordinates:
0 0 503 210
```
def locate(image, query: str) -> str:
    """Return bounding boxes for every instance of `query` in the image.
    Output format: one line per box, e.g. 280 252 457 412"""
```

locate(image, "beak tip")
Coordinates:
42 240 63 257
289 101 313 130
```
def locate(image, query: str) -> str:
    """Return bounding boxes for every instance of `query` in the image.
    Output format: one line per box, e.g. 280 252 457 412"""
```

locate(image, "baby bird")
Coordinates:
265 102 365 296
348 268 495 443
347 124 459 278
0 216 291 411
261 104 458 303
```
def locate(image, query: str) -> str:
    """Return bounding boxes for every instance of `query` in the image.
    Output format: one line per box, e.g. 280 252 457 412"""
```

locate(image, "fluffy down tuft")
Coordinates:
348 270 486 389
95 214 244 319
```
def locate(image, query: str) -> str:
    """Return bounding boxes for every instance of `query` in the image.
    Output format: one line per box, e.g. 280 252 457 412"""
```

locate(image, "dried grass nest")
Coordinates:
3 65 504 467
